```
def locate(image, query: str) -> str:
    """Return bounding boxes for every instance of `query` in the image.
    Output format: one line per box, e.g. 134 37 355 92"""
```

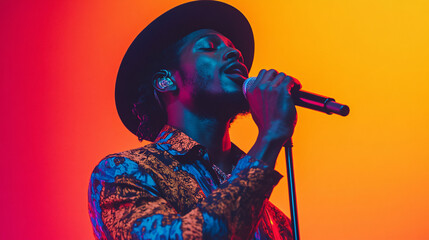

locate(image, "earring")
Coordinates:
153 69 174 90
152 69 174 113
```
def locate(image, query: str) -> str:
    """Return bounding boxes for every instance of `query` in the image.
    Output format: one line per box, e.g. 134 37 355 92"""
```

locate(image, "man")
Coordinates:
89 1 300 239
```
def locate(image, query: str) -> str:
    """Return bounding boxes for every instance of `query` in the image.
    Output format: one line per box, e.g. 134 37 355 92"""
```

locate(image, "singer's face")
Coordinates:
173 29 250 118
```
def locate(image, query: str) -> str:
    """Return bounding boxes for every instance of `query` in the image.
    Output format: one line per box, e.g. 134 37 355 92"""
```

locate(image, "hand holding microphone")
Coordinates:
244 69 301 144
243 69 350 144
243 71 350 117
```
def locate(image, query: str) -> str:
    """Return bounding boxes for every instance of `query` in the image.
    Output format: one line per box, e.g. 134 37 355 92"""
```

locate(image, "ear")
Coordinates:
153 69 177 93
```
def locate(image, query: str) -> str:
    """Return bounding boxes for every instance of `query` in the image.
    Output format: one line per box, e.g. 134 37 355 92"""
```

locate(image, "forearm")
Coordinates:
247 129 286 169
200 156 282 239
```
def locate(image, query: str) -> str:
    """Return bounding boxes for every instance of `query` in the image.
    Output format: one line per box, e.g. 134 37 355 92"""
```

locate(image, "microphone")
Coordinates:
242 77 350 116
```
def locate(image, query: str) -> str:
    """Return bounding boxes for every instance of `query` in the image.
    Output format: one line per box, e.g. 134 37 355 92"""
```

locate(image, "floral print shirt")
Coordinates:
88 125 292 239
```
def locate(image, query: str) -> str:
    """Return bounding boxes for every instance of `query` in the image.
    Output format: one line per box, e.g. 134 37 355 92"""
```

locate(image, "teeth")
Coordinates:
229 68 241 74
225 65 245 76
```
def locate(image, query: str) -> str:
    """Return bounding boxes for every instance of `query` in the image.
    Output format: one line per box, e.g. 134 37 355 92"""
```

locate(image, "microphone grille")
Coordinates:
242 77 256 98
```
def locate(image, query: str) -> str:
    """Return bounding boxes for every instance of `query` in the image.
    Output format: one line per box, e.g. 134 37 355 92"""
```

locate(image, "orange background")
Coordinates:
1 0 428 239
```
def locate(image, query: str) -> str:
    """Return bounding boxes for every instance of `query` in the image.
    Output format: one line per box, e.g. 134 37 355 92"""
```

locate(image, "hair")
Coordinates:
132 37 186 141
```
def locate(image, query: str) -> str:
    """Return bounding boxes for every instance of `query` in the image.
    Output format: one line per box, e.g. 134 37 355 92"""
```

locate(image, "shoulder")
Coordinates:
90 143 166 181
89 143 169 198
104 143 163 163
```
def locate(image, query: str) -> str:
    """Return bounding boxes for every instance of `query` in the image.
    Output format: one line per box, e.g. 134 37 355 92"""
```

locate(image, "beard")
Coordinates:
191 88 250 121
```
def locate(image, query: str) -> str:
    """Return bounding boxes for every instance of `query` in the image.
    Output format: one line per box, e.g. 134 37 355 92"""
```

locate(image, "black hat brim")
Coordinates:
116 1 254 137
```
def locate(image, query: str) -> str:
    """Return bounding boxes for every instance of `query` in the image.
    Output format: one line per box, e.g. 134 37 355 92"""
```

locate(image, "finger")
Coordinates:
291 76 302 90
260 69 278 84
271 72 287 88
280 76 301 94
249 69 267 91
256 69 267 82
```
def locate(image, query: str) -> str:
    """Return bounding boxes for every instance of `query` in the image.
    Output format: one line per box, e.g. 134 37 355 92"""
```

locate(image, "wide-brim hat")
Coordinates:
116 0 254 139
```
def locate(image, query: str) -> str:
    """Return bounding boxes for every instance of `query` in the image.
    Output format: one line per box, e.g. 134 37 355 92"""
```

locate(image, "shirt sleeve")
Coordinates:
88 154 283 240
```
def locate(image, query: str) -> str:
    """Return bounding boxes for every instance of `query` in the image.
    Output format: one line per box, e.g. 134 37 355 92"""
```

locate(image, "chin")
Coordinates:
192 90 249 120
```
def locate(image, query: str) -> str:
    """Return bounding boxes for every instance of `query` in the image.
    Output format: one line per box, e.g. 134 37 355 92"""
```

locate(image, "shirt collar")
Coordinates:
154 125 200 156
154 125 246 164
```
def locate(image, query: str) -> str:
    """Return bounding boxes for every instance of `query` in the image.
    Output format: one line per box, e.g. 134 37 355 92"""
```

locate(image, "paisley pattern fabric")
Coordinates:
88 125 293 239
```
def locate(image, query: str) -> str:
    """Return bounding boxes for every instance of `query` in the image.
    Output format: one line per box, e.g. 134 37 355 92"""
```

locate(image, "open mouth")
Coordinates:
224 62 248 83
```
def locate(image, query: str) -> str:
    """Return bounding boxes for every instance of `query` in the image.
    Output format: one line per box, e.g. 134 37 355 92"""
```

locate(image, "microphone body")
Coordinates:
242 77 350 116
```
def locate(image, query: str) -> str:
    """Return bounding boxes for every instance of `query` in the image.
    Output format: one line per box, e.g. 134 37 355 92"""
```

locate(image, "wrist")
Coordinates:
248 133 285 169
257 121 293 146
256 132 286 148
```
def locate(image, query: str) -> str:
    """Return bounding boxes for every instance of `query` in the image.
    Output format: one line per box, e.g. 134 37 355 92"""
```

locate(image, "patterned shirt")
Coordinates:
88 125 292 239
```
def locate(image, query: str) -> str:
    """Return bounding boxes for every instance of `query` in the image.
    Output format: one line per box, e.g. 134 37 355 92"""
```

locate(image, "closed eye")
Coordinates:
200 47 217 51
200 41 217 51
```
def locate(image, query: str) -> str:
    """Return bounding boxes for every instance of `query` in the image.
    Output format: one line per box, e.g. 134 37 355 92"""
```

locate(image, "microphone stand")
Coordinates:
284 138 300 240
285 92 349 240
284 108 349 240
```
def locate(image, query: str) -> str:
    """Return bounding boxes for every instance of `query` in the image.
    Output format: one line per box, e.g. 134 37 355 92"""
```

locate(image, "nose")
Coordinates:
223 47 244 63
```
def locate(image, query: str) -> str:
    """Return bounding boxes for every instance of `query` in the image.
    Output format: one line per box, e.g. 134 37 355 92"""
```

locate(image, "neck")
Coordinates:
166 106 234 173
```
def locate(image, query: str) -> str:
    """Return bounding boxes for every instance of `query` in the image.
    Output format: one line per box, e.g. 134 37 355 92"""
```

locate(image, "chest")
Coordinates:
144 153 220 215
